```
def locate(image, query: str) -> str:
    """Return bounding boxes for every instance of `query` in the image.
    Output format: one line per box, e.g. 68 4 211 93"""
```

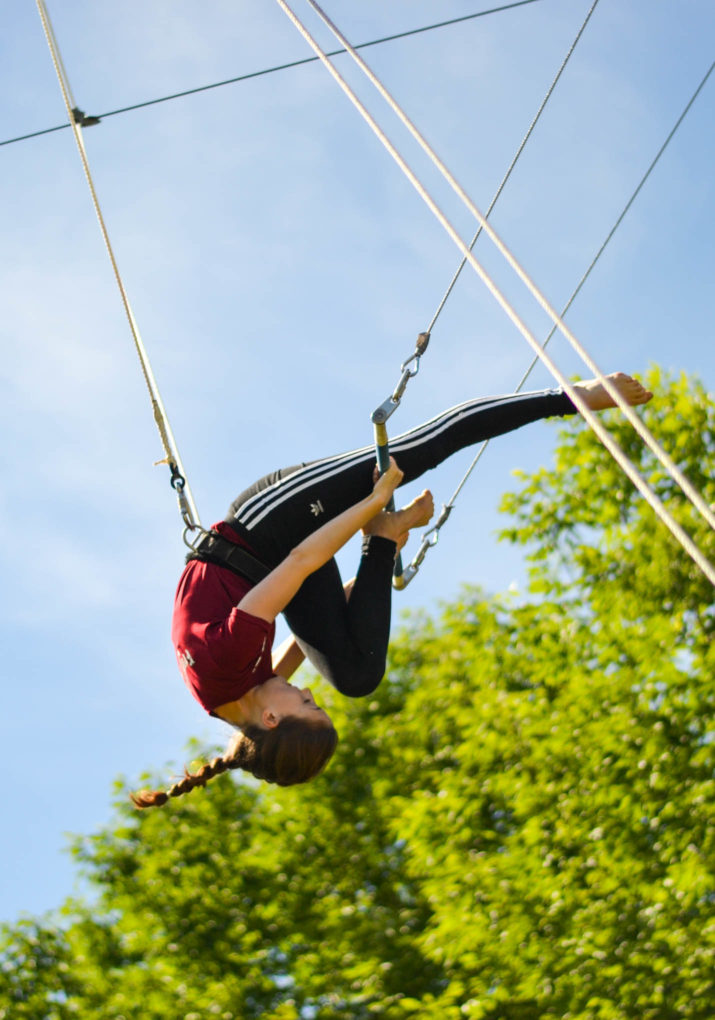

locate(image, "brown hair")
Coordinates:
130 717 338 808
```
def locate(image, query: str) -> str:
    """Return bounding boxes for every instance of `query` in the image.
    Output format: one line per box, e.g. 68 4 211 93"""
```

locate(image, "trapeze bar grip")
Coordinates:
395 536 429 589
371 332 430 588
429 502 454 535
373 420 405 586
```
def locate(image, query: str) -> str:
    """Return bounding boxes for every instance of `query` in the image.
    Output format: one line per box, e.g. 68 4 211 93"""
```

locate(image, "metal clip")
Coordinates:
371 331 431 426
183 523 207 550
371 395 401 426
371 331 432 589
396 503 453 589
169 463 185 491
396 331 430 392
167 463 197 530
424 502 453 539
71 107 101 128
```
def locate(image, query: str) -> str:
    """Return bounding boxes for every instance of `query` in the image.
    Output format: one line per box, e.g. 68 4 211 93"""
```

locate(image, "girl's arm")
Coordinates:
271 633 305 680
238 462 401 625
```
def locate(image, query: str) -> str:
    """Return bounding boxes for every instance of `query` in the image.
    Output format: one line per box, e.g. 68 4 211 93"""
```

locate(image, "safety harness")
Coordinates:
185 530 271 586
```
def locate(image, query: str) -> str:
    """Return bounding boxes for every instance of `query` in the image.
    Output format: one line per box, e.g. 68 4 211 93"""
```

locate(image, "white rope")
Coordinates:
296 0 715 539
426 0 601 335
390 0 602 581
436 58 715 529
40 3 78 110
36 0 201 532
274 0 715 586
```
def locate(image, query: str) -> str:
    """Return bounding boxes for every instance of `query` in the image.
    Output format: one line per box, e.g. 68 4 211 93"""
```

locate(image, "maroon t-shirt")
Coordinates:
172 522 275 713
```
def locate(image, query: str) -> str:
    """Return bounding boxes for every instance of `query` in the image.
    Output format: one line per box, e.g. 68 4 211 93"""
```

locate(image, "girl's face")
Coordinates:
260 675 332 727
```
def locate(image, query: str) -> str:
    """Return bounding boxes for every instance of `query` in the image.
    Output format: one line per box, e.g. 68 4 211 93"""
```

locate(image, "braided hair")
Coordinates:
130 717 338 808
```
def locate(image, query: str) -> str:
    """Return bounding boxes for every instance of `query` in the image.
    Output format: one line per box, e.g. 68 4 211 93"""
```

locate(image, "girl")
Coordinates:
132 373 652 807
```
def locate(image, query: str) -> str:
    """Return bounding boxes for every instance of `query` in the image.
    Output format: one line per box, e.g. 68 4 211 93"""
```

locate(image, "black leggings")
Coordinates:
226 388 574 698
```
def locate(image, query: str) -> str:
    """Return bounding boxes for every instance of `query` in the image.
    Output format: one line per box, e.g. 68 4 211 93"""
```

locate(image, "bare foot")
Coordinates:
363 489 434 551
571 372 653 411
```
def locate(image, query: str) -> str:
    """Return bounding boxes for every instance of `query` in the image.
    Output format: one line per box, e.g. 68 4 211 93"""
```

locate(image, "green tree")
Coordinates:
1 368 712 1019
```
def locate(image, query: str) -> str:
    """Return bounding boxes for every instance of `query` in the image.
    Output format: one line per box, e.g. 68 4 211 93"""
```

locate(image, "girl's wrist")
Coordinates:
368 491 389 513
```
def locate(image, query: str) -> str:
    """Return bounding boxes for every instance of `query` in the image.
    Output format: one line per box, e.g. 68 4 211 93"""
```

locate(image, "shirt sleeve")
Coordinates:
202 606 274 678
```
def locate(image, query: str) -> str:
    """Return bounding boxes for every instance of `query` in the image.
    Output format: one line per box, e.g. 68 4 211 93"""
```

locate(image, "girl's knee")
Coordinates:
329 659 385 699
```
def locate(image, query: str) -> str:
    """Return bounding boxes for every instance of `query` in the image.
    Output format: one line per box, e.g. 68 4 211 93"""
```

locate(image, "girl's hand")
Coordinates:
372 457 403 507
239 457 404 625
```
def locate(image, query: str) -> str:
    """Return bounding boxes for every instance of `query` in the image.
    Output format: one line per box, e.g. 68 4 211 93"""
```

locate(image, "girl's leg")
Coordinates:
390 388 573 480
226 388 573 561
281 538 396 698
222 388 574 698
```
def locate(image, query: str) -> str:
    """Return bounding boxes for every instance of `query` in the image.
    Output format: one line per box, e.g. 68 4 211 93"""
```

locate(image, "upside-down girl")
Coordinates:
131 373 651 807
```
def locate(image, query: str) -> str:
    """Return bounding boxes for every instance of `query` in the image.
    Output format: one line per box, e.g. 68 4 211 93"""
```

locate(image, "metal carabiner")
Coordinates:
393 330 431 400
372 331 432 426
167 462 200 532
397 503 454 588
182 523 207 551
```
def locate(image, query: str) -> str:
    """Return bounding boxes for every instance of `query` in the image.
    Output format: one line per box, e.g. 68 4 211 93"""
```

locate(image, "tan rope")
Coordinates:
36 0 201 532
407 59 715 577
426 0 602 335
275 0 715 586
298 0 715 538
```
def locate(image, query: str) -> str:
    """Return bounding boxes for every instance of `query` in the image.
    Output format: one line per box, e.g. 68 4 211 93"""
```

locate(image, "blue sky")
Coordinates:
1 0 713 922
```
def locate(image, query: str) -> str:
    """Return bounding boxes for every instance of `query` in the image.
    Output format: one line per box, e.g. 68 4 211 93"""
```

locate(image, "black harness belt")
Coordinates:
185 530 271 586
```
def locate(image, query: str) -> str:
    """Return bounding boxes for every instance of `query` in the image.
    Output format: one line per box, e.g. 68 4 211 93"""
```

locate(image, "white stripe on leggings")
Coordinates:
237 391 549 530
235 445 375 528
237 396 498 526
236 399 487 530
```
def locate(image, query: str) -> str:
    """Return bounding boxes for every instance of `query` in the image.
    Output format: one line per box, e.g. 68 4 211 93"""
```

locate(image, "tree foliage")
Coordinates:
2 368 713 1019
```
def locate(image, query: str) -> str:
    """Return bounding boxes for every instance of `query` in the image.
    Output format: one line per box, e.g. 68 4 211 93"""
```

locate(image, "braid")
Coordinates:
130 717 338 809
130 755 230 808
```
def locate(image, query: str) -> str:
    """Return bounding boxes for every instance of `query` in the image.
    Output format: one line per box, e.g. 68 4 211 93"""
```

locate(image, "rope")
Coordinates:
36 0 202 535
373 0 600 457
40 3 77 111
2 2 544 149
426 0 600 336
407 58 715 576
372 0 600 586
275 0 715 586
302 0 715 540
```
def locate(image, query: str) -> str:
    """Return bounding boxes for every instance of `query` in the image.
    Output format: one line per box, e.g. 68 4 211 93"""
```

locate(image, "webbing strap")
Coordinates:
186 532 271 586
